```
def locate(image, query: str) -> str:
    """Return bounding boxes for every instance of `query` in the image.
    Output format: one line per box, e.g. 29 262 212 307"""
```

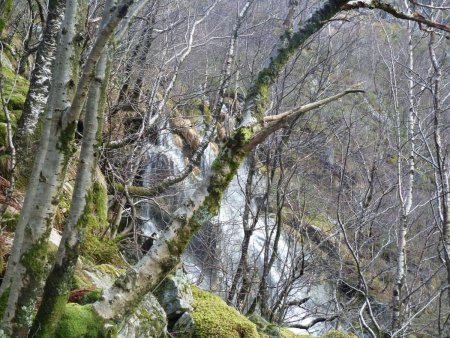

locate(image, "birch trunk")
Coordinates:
30 45 110 338
0 1 87 335
14 0 67 175
392 22 416 333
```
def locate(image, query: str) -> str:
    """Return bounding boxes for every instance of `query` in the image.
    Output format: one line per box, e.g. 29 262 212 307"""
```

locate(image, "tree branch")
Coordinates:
244 85 365 151
289 315 339 329
343 0 450 33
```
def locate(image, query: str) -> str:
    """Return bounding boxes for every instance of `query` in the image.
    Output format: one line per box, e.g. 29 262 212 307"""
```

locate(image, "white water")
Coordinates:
140 126 334 334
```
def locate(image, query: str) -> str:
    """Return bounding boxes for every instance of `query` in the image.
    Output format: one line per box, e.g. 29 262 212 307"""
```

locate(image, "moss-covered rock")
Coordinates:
277 328 357 338
279 327 315 338
247 313 282 337
0 0 13 35
175 286 259 338
1 209 19 231
0 67 28 148
55 303 111 338
0 67 28 111
322 331 357 338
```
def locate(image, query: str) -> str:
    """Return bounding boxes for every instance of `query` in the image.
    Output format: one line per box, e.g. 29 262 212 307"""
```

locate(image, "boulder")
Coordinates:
155 270 193 321
117 293 167 338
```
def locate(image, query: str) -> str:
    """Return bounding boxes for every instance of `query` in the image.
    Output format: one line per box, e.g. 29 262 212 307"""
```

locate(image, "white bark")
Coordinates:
0 0 83 335
14 0 66 148
392 21 416 333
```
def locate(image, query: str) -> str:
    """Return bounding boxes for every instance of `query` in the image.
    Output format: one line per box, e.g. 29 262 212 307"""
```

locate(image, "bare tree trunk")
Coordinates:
392 22 416 333
0 1 88 335
227 151 256 305
13 0 67 176
30 41 110 338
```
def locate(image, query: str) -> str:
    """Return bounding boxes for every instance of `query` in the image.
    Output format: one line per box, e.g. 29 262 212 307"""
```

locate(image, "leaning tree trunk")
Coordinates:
13 0 67 179
88 0 353 324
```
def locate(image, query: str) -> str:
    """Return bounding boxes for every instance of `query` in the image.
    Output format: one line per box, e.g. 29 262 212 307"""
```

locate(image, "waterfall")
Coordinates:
138 123 334 334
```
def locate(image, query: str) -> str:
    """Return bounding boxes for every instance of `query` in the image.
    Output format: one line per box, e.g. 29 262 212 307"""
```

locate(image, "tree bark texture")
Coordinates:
0 1 87 335
14 0 67 175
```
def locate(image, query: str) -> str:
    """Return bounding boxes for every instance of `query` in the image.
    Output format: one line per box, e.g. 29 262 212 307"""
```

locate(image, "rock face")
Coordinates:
172 312 195 336
117 293 167 338
155 270 194 322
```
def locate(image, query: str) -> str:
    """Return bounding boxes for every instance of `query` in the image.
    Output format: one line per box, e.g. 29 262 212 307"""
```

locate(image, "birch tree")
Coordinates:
1 0 449 336
13 0 67 174
0 0 135 335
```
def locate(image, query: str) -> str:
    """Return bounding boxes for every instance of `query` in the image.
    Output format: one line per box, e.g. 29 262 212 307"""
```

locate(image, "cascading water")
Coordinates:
140 123 187 236
138 121 334 334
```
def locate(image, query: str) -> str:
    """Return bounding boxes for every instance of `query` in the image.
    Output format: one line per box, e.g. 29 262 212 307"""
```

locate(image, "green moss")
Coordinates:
82 234 122 265
280 327 315 338
57 120 78 160
1 67 29 106
0 0 13 34
80 289 103 305
305 213 334 232
80 181 123 265
186 286 259 338
72 266 95 290
20 227 52 282
96 263 125 277
0 287 10 319
0 66 29 147
1 209 19 231
55 303 112 338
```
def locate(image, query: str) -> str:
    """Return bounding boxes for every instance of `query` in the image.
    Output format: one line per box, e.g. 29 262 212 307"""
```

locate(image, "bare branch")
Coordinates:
244 85 365 151
343 0 450 33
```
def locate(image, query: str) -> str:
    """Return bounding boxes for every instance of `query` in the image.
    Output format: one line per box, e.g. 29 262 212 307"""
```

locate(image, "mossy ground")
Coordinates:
187 286 260 338
0 66 29 147
55 303 111 338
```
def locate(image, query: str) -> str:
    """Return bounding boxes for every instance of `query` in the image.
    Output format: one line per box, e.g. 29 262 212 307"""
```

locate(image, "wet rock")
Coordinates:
155 270 193 322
